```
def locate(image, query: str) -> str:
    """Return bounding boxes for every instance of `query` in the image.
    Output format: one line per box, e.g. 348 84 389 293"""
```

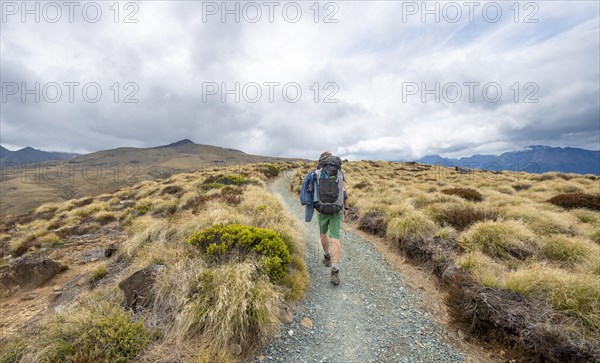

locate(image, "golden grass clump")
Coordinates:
176 262 282 355
503 205 578 236
456 251 507 288
386 211 437 242
540 235 600 265
506 264 600 333
460 220 537 259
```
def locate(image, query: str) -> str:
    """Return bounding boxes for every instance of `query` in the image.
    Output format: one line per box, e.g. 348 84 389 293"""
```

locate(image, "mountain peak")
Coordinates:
164 139 195 148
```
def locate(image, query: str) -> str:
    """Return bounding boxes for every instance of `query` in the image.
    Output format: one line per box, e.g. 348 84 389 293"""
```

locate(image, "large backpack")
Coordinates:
315 156 344 215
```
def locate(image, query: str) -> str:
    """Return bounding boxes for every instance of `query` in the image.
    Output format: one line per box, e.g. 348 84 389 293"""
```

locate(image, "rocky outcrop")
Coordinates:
118 264 165 312
0 256 63 296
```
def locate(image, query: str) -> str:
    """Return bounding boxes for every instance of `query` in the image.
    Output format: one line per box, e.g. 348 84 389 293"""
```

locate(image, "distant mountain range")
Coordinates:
415 146 600 175
0 145 79 164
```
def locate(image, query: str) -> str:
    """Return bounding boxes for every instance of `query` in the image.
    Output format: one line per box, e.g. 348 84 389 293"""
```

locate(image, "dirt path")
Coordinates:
253 174 470 363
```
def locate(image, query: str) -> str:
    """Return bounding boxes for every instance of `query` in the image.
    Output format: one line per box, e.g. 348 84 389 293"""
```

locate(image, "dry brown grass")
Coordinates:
0 162 306 363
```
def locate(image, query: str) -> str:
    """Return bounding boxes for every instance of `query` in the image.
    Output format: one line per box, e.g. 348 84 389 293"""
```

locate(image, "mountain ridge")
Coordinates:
415 145 600 175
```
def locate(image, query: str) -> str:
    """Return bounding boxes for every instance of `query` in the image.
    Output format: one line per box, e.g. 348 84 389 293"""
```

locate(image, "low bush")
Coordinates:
441 188 484 202
512 184 532 191
21 301 152 362
188 224 291 282
161 185 183 196
548 193 600 211
358 211 387 237
203 175 249 186
134 201 153 216
431 204 497 230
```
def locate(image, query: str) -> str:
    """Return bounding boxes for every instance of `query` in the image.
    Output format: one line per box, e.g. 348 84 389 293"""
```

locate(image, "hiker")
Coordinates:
301 152 349 285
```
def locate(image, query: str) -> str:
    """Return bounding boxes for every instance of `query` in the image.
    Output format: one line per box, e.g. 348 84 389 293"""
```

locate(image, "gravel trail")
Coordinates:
252 173 467 363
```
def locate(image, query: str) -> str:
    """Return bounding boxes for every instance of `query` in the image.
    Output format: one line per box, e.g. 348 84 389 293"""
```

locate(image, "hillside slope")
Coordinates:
0 162 308 362
0 146 79 164
0 140 304 217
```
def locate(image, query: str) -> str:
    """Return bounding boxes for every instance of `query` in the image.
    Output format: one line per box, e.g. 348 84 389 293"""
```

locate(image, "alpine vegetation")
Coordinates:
0 162 308 363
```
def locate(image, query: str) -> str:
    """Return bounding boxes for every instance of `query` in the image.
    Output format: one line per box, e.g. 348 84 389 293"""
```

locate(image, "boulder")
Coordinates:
0 255 63 296
118 264 165 312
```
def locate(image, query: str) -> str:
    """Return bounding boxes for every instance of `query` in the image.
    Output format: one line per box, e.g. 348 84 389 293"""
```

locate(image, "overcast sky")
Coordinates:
1 1 599 160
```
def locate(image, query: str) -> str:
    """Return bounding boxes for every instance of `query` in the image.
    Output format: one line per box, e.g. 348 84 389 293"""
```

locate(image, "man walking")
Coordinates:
314 152 349 285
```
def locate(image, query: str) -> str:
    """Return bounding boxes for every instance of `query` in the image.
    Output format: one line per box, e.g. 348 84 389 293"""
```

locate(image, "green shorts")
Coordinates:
317 211 342 239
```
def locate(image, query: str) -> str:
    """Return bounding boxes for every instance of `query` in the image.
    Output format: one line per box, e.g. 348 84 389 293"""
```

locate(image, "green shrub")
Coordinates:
547 193 600 211
188 224 291 281
260 164 280 178
0 336 26 363
23 301 152 362
441 188 484 202
203 175 249 187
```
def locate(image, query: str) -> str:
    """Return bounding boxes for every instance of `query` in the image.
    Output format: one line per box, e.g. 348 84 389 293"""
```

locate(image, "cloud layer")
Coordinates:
1 1 598 160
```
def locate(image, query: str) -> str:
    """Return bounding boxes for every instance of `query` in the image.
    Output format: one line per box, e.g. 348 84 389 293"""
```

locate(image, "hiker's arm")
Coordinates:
343 181 349 209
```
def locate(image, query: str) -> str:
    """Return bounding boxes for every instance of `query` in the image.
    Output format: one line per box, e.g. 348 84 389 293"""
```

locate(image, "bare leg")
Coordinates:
331 238 341 265
320 233 330 254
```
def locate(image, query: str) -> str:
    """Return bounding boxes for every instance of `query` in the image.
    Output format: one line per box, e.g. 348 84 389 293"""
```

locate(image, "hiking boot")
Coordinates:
322 254 332 267
330 269 340 285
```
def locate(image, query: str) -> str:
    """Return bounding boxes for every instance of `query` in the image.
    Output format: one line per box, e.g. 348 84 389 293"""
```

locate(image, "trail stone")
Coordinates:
118 264 165 311
300 317 313 329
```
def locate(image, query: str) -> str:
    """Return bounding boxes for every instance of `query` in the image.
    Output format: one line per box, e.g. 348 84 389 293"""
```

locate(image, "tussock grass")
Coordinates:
325 160 600 357
91 263 109 281
460 221 537 259
387 211 437 242
441 187 484 202
176 262 282 355
506 265 600 334
95 211 116 224
456 251 506 288
540 235 599 265
503 205 578 236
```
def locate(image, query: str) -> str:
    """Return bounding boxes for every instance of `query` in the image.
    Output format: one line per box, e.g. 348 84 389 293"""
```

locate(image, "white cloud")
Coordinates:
1 1 598 160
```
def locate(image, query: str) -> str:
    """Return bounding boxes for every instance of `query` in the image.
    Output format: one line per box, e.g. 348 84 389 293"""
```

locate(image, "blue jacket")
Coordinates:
300 172 319 222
